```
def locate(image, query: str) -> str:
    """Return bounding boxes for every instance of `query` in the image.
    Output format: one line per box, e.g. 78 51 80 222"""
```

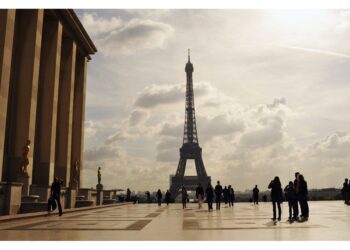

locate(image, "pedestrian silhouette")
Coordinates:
294 172 300 219
48 177 63 216
342 178 350 205
253 185 259 205
165 190 171 206
156 189 162 207
263 194 267 202
214 181 223 210
181 186 188 209
206 182 214 211
223 186 229 206
268 176 283 221
284 181 298 221
196 183 204 209
145 191 151 203
298 174 309 221
126 188 131 202
228 185 235 207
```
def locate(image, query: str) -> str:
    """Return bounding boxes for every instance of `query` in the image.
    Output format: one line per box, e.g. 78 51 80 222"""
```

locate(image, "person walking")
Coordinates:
206 182 214 211
126 188 131 202
268 176 283 221
228 185 234 207
156 189 162 207
196 183 204 209
223 186 229 206
181 186 188 209
298 174 309 221
294 172 300 219
284 181 297 221
342 178 350 205
214 181 223 210
253 185 260 205
165 190 171 206
48 177 63 216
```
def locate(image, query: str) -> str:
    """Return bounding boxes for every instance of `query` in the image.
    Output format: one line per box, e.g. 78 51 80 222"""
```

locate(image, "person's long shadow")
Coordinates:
265 220 278 226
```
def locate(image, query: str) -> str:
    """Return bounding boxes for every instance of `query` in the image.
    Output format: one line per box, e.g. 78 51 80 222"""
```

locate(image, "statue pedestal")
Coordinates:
65 188 77 209
0 182 23 215
17 174 29 197
96 184 103 206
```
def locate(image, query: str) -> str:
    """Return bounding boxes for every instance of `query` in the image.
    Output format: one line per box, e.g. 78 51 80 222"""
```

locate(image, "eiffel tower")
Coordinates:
169 50 211 199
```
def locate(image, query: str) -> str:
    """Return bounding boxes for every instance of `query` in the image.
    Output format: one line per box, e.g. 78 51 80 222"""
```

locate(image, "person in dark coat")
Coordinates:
196 183 204 209
214 181 223 210
253 185 260 205
145 191 151 203
165 190 171 206
181 186 188 209
223 186 228 206
262 194 267 202
268 176 283 221
298 175 309 220
284 181 297 221
48 177 63 216
342 178 350 205
206 182 214 211
126 188 131 202
228 185 235 207
156 189 162 207
294 172 300 218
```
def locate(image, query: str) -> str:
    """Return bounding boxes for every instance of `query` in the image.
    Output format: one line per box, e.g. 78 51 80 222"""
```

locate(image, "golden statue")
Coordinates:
21 139 31 175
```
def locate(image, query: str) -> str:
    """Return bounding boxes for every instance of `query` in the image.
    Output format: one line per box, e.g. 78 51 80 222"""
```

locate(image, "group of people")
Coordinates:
156 181 235 211
268 172 309 222
46 172 310 222
204 181 235 211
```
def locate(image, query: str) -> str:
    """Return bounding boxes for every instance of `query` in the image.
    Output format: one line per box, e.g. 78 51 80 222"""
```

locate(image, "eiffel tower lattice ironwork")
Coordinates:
169 50 211 199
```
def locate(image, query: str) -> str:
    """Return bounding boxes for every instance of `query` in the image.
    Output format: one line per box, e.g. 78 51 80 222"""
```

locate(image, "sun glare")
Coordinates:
268 10 326 29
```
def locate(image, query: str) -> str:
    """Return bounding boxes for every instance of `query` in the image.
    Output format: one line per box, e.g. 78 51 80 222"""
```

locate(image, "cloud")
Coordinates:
134 81 214 109
104 131 127 145
128 110 149 126
98 19 174 56
80 12 123 36
308 131 350 158
84 120 97 139
84 143 123 161
240 116 284 148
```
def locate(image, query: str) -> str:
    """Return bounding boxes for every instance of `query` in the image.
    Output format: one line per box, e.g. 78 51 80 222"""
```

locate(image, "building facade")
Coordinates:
0 9 96 214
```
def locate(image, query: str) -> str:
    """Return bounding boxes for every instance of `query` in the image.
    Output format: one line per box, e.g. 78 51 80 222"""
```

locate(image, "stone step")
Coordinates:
75 200 94 208
103 199 116 205
20 202 47 213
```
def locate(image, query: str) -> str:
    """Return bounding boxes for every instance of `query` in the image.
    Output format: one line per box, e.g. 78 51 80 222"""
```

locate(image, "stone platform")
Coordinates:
0 201 349 240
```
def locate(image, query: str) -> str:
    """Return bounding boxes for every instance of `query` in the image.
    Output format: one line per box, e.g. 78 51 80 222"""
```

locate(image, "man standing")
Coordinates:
342 178 350 205
206 182 214 211
214 180 223 210
48 177 63 216
294 172 300 219
196 183 204 209
253 185 260 205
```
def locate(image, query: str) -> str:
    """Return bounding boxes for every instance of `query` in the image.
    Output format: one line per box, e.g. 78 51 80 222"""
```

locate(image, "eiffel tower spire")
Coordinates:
183 48 198 145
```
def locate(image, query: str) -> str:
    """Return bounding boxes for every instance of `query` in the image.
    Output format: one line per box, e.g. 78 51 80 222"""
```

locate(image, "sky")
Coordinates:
75 9 350 192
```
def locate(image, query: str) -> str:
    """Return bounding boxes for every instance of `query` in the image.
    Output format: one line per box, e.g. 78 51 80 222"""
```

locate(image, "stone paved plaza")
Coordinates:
0 201 350 240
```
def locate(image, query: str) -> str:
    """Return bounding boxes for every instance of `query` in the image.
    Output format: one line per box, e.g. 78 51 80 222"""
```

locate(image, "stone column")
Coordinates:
3 10 44 196
0 10 16 181
32 15 62 200
54 37 76 187
70 53 87 189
